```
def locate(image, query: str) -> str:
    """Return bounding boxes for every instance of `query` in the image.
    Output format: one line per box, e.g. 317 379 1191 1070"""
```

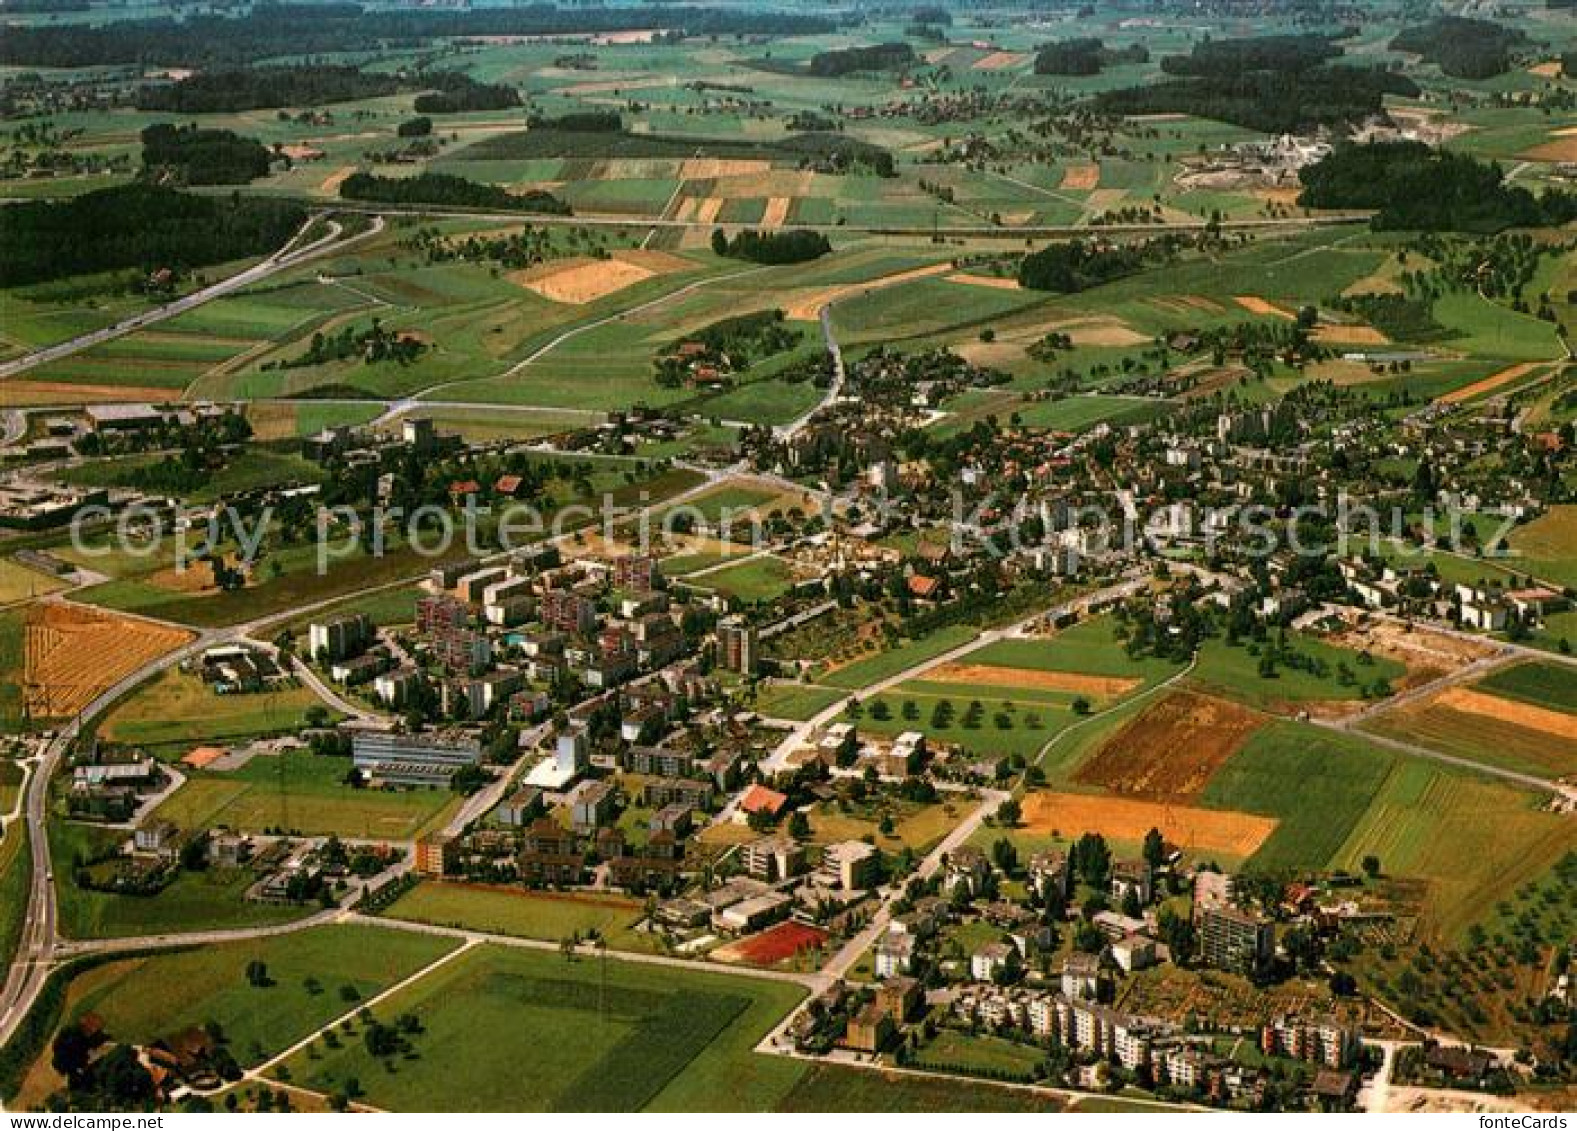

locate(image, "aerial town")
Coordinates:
0 0 1574 1117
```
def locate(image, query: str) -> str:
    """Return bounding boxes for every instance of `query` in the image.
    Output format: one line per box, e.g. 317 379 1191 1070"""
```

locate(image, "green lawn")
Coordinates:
752 681 847 721
280 943 808 1111
777 1064 1066 1111
62 924 457 1066
688 555 798 604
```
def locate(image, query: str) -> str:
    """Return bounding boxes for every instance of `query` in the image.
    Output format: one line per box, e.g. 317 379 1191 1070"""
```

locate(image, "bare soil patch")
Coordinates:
681 158 771 180
1060 164 1100 191
319 166 354 195
929 662 1139 697
973 51 1028 71
1437 361 1542 405
509 249 687 304
1520 136 1577 163
946 272 1021 291
760 196 792 228
0 381 178 406
1234 295 1295 319
1314 323 1390 346
1435 686 1577 740
1020 790 1279 858
1074 691 1265 800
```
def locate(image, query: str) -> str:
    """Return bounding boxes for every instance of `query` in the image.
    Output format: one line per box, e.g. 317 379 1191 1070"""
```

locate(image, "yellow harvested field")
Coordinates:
1234 295 1295 318
319 166 354 194
1437 361 1542 405
24 603 189 718
1529 61 1563 78
1020 791 1279 858
929 662 1139 697
973 50 1028 70
691 197 725 225
1061 164 1100 191
781 263 954 321
1314 323 1390 346
508 249 689 304
560 75 674 96
680 157 771 180
0 381 177 407
760 196 792 228
946 272 1020 290
1434 687 1577 740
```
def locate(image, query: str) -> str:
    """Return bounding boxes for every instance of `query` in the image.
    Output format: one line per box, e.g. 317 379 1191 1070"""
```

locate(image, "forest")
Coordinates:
0 186 305 287
1033 38 1149 76
140 123 274 186
1390 17 1526 80
413 73 521 115
1299 143 1577 232
0 2 836 68
134 65 402 113
1017 239 1159 293
1094 65 1418 133
710 228 832 265
1158 32 1344 75
808 42 916 77
338 172 571 215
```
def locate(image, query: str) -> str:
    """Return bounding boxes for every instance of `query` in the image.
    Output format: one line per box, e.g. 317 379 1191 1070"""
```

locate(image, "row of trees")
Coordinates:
134 64 399 113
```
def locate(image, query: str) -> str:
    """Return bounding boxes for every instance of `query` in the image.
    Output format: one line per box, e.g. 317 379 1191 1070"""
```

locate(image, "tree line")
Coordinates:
338 171 571 215
1033 37 1149 76
134 65 401 113
413 73 521 115
808 42 915 77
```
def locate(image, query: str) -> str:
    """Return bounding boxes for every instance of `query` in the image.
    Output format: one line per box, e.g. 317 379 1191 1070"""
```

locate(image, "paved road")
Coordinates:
326 200 1374 239
778 302 847 441
0 217 385 383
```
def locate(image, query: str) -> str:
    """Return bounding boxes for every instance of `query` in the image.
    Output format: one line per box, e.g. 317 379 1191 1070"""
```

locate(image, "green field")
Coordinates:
777 1065 1066 1112
820 625 979 691
49 822 314 941
151 750 457 840
280 943 808 1111
1199 723 1399 873
1187 633 1406 710
98 668 338 757
752 681 847 721
60 925 456 1066
687 555 798 604
382 883 655 952
1474 661 1577 713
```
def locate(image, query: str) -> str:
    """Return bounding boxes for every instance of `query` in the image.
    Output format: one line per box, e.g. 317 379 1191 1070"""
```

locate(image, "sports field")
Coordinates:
151 750 458 840
382 882 654 951
281 943 808 1111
